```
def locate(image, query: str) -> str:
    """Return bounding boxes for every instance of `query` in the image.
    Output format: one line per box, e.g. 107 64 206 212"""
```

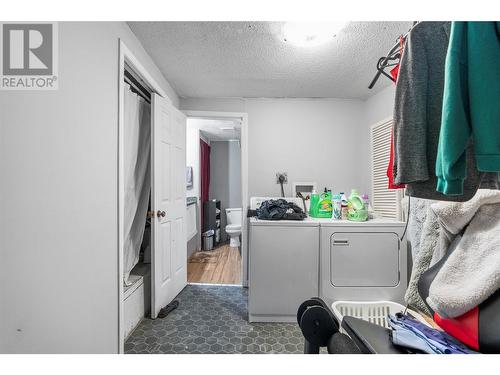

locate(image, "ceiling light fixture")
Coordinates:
220 126 235 131
282 22 347 47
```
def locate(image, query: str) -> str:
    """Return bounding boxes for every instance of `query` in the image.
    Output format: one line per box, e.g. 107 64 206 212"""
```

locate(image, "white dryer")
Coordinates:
319 218 408 306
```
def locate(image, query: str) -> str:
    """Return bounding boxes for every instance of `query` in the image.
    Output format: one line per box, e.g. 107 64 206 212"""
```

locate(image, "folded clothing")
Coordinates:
388 313 476 354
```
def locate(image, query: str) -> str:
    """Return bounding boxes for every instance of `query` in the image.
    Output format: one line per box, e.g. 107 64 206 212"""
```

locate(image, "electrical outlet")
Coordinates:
276 172 288 184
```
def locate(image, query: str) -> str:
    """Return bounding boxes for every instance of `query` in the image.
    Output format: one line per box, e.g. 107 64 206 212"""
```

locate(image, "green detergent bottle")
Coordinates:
309 190 319 217
316 188 333 218
347 189 368 221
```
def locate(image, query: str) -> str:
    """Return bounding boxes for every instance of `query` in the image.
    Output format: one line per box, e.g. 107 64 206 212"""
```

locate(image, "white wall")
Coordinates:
209 141 242 241
185 121 201 256
181 98 245 113
0 22 178 353
246 99 368 197
181 98 369 198
186 125 201 199
363 85 395 126
228 141 242 209
181 86 396 205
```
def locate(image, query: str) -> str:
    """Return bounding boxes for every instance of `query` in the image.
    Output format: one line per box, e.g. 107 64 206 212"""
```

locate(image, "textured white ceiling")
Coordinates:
128 21 413 100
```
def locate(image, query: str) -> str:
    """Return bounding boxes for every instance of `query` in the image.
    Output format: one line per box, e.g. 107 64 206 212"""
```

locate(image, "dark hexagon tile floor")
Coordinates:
125 284 305 354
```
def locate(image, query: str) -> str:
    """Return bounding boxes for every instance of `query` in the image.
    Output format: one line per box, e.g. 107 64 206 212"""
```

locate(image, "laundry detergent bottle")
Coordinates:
309 189 319 217
316 188 333 218
347 189 368 221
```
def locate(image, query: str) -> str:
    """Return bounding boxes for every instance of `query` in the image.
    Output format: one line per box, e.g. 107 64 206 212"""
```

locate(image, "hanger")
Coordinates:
381 52 401 67
375 57 397 83
368 44 401 88
368 22 419 89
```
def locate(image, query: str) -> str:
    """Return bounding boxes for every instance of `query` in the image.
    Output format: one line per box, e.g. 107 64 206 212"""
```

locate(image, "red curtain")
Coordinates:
200 139 211 231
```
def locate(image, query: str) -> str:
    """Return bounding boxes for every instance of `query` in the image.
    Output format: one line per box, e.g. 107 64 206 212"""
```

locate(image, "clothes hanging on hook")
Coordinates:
392 21 498 201
387 35 407 190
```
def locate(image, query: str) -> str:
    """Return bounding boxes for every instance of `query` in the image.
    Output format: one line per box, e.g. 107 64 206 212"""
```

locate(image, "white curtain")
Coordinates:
123 83 151 286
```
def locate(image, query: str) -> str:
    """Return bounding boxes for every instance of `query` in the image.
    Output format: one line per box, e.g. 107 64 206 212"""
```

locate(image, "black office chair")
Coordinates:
297 298 360 354
297 298 414 354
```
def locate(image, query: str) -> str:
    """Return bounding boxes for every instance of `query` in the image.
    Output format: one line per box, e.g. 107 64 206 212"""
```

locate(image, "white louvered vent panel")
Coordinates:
371 119 403 220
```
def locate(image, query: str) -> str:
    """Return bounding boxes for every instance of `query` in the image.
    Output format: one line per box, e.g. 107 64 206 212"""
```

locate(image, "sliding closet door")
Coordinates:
151 93 187 318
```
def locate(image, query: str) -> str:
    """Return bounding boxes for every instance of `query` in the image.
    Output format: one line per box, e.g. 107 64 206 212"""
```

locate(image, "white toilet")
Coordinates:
225 208 242 247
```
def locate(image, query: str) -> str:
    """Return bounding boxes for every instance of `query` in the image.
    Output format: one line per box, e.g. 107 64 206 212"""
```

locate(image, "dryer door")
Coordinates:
331 232 400 287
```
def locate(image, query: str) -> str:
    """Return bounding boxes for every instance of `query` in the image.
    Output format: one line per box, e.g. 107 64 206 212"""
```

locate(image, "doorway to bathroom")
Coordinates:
185 112 248 286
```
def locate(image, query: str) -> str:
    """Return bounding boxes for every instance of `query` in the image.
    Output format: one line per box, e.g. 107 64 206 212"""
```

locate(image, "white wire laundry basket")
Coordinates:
331 300 430 330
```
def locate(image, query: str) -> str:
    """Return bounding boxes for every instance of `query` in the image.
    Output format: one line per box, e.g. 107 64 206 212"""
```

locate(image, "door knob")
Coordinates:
157 210 166 218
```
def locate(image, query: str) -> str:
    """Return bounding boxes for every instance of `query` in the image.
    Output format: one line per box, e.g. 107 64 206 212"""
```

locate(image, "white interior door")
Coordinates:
151 93 187 318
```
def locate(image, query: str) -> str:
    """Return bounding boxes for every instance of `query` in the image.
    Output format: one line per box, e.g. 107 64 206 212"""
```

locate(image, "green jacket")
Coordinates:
436 21 500 195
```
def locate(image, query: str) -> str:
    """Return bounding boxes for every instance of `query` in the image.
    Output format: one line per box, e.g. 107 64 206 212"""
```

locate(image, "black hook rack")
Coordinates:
368 22 419 89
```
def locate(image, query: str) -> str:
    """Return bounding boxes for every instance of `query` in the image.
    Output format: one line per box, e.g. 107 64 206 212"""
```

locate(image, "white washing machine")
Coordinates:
319 218 408 306
248 197 320 322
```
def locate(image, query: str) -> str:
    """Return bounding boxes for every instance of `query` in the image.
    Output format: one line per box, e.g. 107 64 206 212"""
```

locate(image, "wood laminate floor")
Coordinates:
187 243 241 285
